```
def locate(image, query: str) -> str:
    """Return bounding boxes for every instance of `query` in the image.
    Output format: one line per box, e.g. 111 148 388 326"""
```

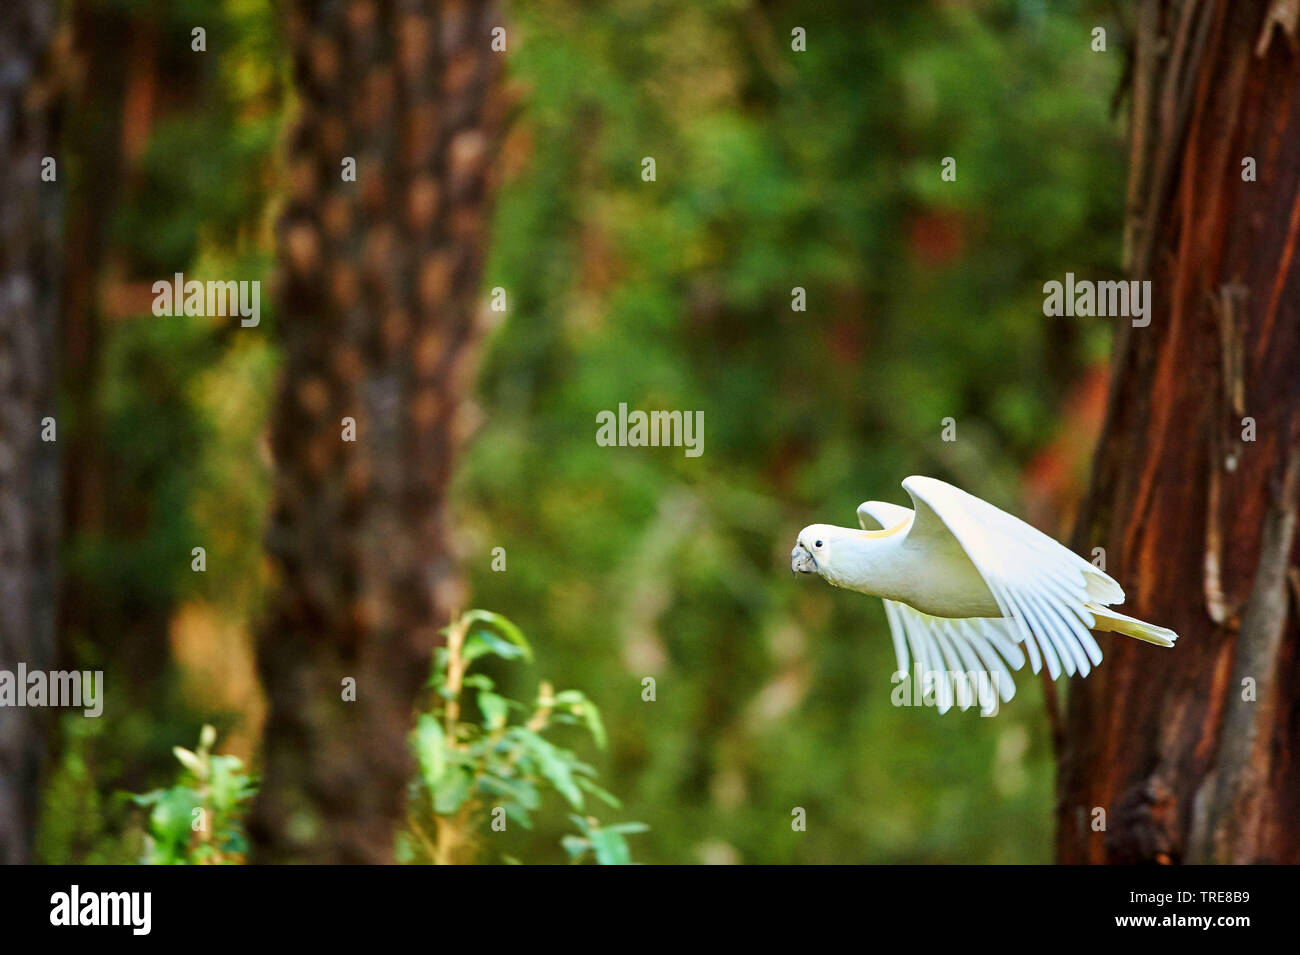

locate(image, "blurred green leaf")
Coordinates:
414 714 446 788
461 610 533 661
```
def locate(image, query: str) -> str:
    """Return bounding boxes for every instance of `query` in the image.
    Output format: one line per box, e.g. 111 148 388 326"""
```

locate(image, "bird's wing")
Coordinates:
901 475 1121 681
883 600 1024 714
857 500 914 531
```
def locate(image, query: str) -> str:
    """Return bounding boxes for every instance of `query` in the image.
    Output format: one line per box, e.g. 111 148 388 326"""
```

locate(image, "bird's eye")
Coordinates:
815 540 823 548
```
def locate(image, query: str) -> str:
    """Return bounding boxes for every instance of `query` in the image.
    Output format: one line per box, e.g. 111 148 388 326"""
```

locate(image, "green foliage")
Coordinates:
40 0 1129 865
110 609 643 867
406 610 646 864
459 0 1123 863
37 0 282 863
129 725 257 864
563 816 652 866
33 712 140 864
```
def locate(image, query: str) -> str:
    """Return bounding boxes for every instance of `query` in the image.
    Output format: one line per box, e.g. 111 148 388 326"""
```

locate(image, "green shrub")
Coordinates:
407 610 647 864
129 611 644 864
130 725 257 864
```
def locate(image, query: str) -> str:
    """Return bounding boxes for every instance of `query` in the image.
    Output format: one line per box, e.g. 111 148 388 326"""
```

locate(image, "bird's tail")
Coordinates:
1086 603 1178 647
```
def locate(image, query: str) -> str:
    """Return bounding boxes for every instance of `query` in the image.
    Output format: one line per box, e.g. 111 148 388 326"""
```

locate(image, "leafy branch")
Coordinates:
409 609 646 864
129 725 257 864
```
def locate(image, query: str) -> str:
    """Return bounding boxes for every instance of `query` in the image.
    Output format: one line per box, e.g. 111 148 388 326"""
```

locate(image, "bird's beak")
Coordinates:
791 543 818 576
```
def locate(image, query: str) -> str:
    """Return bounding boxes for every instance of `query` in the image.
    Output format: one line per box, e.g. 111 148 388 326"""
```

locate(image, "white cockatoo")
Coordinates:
790 475 1177 713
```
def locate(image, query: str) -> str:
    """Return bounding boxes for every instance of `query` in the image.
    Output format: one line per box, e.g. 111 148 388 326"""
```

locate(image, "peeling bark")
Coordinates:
1059 0 1300 864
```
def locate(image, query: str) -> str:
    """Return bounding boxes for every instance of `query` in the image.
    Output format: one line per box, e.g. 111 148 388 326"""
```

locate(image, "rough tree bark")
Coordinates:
1058 0 1300 864
251 0 503 863
0 0 62 864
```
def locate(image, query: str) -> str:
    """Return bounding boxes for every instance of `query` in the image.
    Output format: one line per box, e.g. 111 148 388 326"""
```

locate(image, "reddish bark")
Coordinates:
1058 0 1300 864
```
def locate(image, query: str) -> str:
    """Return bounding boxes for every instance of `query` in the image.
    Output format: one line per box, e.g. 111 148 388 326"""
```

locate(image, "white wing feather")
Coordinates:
884 600 1023 713
857 500 914 532
862 495 1033 711
900 475 1116 684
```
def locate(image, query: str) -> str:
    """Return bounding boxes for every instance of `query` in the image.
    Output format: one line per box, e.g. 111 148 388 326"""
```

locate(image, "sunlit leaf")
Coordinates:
464 630 529 664
172 746 204 778
477 691 509 730
576 776 622 809
561 835 590 861
461 609 533 661
590 828 632 866
433 767 472 814
414 713 446 788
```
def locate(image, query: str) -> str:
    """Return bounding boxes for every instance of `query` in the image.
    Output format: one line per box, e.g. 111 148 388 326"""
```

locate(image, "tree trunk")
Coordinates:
1057 0 1300 864
0 0 62 864
251 0 503 863
56 1 146 687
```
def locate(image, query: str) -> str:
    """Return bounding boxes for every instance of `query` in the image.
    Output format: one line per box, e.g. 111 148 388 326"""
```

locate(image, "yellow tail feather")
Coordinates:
1086 603 1178 647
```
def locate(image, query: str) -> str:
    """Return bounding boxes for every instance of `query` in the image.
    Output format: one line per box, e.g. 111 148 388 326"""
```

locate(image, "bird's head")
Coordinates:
791 524 839 577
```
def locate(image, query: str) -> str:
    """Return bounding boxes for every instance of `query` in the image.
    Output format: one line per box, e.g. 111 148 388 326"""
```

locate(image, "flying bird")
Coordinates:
790 476 1177 713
